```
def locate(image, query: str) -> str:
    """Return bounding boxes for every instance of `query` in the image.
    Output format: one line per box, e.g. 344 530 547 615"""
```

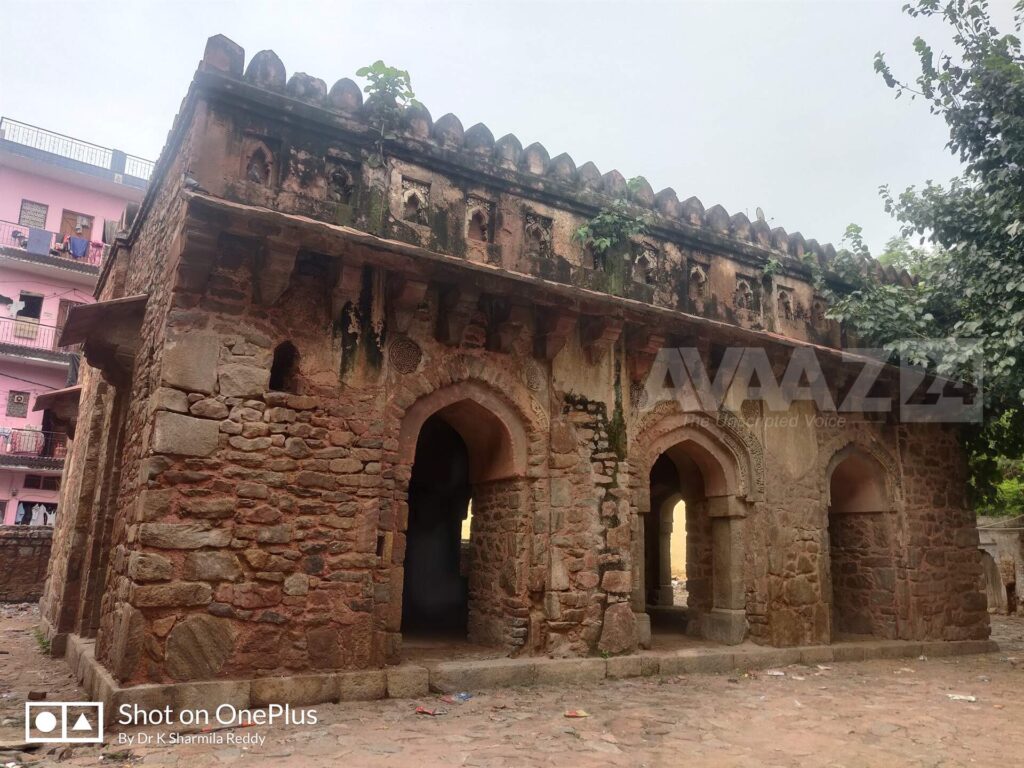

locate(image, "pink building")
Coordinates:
0 117 151 526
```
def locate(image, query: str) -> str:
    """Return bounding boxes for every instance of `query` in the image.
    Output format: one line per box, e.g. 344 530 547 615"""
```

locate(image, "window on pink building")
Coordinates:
18 200 48 229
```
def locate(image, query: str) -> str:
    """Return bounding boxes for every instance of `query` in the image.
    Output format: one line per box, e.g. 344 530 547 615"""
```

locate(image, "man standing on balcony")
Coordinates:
65 225 90 260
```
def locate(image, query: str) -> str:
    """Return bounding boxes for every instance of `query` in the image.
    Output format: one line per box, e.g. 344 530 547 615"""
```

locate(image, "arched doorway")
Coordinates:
641 432 747 645
397 387 530 655
827 450 897 640
402 415 472 636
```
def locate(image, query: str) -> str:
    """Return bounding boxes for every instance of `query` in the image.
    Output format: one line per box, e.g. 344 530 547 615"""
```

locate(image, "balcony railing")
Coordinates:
0 219 104 266
0 117 154 181
0 429 68 460
0 316 72 354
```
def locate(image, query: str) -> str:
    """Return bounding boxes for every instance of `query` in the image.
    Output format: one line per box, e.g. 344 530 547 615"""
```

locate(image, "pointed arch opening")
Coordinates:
396 383 531 658
826 449 897 640
639 426 748 647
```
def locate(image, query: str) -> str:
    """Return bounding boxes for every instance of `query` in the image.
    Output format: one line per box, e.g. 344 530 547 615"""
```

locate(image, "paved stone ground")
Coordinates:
1 604 1022 767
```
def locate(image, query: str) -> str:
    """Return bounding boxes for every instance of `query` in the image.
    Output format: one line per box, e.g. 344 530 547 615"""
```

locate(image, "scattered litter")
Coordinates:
918 655 928 661
792 675 806 681
976 675 990 682
794 700 803 707
815 665 832 671
564 710 590 718
946 694 977 703
415 706 446 716
765 670 785 677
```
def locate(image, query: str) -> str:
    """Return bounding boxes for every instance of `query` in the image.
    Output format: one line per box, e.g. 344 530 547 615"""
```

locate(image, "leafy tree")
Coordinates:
828 0 1024 505
356 60 421 166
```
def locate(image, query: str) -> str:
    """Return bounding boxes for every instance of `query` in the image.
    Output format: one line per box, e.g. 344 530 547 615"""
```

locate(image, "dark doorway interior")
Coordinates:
401 415 472 637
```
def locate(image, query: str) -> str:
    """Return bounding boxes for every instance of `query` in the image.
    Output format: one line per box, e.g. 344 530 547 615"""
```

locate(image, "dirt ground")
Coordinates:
1 604 1022 768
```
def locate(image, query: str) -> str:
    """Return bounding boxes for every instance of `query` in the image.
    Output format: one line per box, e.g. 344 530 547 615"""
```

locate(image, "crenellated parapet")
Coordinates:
133 34 906 353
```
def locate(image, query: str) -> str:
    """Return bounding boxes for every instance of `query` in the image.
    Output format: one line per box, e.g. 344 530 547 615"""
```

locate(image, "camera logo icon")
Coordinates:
25 702 104 744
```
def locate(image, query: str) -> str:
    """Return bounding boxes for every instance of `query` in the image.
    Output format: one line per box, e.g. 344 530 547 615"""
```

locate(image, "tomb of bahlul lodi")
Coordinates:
39 35 989 705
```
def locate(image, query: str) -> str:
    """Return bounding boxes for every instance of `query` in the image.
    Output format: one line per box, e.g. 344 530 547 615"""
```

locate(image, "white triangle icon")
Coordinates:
72 713 92 731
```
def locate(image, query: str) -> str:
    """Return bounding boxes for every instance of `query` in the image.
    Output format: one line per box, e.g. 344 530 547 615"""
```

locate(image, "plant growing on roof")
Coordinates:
761 257 783 285
574 176 650 268
356 60 422 167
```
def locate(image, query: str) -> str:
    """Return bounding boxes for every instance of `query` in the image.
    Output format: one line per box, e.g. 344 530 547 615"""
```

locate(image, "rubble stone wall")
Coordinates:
0 526 52 602
828 510 897 638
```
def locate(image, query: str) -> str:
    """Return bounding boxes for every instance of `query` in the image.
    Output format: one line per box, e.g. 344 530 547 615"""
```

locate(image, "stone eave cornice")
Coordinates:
195 69 813 280
186 33 916 291
183 189 895 374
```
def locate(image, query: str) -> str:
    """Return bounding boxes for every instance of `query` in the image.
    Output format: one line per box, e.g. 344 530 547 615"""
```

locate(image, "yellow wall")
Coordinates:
670 500 687 577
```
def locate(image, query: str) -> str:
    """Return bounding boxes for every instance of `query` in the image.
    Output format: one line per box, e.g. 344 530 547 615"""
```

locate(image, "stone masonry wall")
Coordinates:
467 477 530 648
0 526 52 602
898 423 989 641
829 510 897 638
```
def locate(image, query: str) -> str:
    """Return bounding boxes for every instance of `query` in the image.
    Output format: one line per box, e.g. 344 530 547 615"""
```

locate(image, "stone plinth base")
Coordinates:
701 608 747 645
57 631 998 725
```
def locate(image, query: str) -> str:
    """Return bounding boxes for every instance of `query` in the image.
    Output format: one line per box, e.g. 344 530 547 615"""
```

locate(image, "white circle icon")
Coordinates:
34 711 58 733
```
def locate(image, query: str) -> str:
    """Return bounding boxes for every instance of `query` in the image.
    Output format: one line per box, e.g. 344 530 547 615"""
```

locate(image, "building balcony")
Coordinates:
0 219 106 272
0 428 68 471
0 117 153 190
0 316 78 366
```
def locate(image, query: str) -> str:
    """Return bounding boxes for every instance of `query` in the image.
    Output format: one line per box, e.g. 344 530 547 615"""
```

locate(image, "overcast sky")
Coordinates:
1 0 1015 252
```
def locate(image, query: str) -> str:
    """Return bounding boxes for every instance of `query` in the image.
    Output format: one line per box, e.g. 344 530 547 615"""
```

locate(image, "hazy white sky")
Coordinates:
1 0 1014 252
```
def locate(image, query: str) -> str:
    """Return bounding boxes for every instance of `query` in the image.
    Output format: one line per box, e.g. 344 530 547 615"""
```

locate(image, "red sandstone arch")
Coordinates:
821 439 900 513
397 380 529 482
632 417 748 513
828 450 890 512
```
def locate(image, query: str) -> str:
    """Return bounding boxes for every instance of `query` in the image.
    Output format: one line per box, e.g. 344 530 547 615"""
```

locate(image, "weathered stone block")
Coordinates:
184 551 241 581
283 572 308 595
132 581 213 607
152 387 189 413
429 658 539 693
191 398 230 419
250 673 339 707
386 665 429 698
139 523 231 549
182 497 236 519
153 412 220 456
162 333 220 394
127 552 173 582
337 670 386 701
598 601 637 654
165 615 236 680
219 363 269 398
542 657 606 685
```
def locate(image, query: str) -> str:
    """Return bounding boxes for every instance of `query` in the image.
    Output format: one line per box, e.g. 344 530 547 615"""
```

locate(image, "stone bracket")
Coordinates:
255 239 298 305
173 223 220 294
580 315 624 365
626 327 667 383
331 259 365 318
534 308 578 361
493 303 532 354
436 284 481 346
389 276 428 334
